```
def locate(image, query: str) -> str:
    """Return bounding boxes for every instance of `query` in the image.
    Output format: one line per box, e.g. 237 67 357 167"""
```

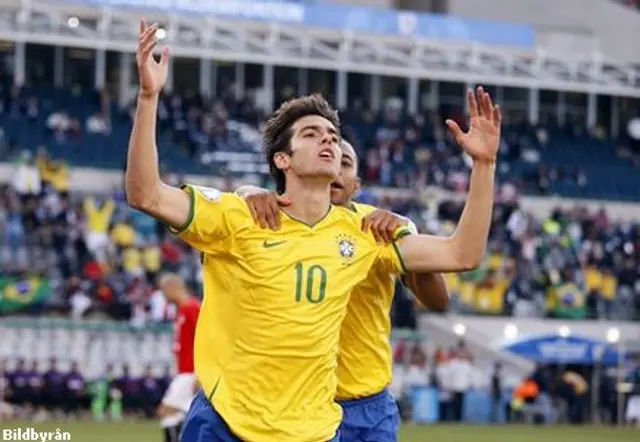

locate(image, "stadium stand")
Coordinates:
1 86 640 200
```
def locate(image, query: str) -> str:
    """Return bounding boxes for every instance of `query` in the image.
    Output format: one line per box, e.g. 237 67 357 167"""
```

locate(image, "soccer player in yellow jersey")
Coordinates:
126 19 500 442
238 140 449 442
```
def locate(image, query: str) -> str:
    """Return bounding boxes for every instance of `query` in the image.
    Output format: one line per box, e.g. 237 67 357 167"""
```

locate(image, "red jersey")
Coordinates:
173 297 201 373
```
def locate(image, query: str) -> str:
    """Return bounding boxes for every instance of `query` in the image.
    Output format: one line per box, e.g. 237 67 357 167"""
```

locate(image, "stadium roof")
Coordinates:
1 0 639 97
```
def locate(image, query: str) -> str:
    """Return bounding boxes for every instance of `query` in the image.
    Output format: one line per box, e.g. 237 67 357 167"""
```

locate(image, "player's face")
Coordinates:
330 142 360 206
275 115 341 184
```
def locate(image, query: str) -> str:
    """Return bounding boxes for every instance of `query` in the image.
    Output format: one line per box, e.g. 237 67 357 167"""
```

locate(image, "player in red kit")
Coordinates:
156 273 201 442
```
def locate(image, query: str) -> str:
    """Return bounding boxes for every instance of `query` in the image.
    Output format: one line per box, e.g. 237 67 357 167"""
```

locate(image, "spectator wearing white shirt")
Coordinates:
434 349 454 422
86 113 110 135
402 346 430 395
447 349 474 422
67 277 92 320
46 110 71 133
11 153 41 199
47 110 81 141
148 288 172 323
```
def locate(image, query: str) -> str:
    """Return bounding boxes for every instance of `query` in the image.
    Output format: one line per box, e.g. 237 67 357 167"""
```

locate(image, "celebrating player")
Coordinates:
156 273 201 442
126 18 499 442
238 140 449 442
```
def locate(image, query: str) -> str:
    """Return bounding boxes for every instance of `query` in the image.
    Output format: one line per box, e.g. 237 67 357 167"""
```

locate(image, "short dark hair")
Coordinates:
263 94 340 194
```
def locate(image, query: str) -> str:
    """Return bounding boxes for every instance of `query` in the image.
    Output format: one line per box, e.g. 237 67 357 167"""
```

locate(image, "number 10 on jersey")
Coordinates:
294 263 327 304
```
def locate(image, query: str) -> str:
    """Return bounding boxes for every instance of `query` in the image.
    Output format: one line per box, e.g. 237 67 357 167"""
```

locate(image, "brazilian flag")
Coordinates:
0 277 52 314
547 282 586 319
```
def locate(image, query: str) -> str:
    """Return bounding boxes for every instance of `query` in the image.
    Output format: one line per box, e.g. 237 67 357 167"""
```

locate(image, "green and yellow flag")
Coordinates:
0 277 53 314
546 282 586 319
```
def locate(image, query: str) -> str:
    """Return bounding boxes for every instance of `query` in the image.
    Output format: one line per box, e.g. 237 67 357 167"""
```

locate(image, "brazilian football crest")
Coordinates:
336 234 357 264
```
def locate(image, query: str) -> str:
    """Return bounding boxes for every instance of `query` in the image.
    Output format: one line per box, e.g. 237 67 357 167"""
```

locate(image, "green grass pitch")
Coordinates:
2 421 638 442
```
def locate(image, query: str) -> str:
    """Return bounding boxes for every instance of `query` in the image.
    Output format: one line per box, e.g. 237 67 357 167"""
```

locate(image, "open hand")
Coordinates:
445 86 501 164
361 209 409 244
136 19 170 98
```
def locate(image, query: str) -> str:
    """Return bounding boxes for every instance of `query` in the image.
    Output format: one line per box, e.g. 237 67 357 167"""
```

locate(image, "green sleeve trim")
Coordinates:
393 228 412 241
392 242 408 274
167 184 196 235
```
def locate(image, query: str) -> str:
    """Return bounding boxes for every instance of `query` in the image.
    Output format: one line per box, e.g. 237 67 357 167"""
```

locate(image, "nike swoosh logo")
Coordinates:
263 240 286 248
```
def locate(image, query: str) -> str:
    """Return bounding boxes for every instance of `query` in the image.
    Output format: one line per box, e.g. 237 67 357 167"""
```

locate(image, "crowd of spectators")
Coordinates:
0 71 638 322
2 79 639 201
0 149 202 324
429 192 640 321
390 339 640 426
1 146 638 323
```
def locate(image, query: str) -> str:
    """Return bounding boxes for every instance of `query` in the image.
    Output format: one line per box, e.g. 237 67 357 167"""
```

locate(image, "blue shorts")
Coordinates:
181 391 341 442
338 389 400 442
180 391 241 442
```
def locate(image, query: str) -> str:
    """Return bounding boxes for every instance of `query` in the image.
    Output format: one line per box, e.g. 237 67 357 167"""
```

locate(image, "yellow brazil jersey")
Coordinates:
121 247 142 274
601 273 617 301
170 185 409 442
584 267 603 292
84 197 115 234
142 246 161 272
335 202 414 401
111 223 137 248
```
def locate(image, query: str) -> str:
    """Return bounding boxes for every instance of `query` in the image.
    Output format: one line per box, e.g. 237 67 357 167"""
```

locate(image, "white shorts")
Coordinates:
626 395 640 421
85 232 109 259
161 373 197 426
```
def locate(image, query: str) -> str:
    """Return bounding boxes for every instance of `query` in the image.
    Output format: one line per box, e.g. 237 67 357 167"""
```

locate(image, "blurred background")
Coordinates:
0 0 639 440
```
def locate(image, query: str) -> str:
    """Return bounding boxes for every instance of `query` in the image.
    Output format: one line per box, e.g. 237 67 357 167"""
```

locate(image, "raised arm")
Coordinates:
397 87 500 273
125 19 190 229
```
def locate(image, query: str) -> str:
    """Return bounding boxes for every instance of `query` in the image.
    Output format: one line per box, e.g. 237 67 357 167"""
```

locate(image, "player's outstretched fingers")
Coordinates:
492 104 502 127
158 46 171 67
445 119 464 145
137 23 159 63
141 28 159 53
467 88 479 118
475 86 485 117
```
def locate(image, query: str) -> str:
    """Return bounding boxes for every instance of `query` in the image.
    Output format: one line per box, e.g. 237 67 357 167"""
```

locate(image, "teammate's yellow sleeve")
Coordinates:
168 184 248 253
372 235 408 276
